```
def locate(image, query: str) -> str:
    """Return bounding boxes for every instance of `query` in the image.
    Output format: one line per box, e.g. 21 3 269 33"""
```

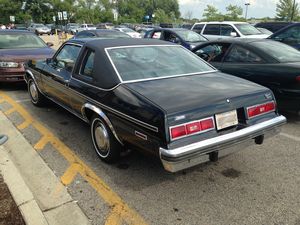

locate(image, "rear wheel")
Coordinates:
90 115 121 163
28 78 47 106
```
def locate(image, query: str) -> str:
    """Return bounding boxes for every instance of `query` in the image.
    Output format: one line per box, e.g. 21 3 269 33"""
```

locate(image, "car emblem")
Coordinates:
264 93 272 99
226 99 230 103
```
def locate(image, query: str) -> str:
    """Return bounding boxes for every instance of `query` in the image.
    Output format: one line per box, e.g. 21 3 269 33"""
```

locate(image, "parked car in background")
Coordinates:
77 24 97 33
0 30 54 82
28 23 51 35
256 27 273 35
191 22 269 40
96 23 114 29
145 28 207 50
114 27 141 38
269 23 300 50
49 25 65 35
181 24 193 30
66 23 80 34
25 38 286 172
254 22 292 33
73 29 131 39
192 39 300 111
15 24 27 30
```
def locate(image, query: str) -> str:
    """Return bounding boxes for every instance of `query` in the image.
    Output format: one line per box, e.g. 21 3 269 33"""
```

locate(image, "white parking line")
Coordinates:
15 99 31 103
280 133 300 142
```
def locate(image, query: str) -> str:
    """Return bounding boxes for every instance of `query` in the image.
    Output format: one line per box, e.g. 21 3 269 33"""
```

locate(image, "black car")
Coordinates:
269 23 300 50
255 22 292 33
25 38 286 172
73 29 131 39
192 39 300 111
144 28 207 50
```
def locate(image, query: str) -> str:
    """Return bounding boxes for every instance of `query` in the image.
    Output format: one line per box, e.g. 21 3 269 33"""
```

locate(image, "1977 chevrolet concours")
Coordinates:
25 38 286 172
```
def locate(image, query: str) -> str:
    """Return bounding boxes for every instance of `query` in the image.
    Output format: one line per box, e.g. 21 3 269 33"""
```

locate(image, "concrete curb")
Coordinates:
0 111 91 225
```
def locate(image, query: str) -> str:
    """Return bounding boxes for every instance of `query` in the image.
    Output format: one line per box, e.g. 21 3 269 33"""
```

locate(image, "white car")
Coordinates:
191 22 269 41
114 27 141 38
28 23 51 35
77 24 97 33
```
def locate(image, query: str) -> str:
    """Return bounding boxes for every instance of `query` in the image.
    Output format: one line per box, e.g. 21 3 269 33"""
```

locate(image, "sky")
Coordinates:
178 0 278 19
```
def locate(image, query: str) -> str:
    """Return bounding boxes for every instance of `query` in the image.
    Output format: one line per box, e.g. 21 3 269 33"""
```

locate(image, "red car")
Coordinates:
0 30 55 82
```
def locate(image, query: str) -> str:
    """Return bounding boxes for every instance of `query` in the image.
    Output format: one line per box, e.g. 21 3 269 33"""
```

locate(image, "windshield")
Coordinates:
107 45 214 82
251 41 300 63
235 24 262 35
120 28 134 33
87 24 94 27
0 34 47 49
176 30 207 42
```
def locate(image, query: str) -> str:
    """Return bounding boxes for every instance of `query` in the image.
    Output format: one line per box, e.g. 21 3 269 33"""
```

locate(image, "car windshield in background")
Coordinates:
235 24 262 35
251 41 300 63
0 34 46 49
107 45 215 82
176 30 207 42
100 32 131 38
36 24 45 28
87 24 95 27
120 28 135 33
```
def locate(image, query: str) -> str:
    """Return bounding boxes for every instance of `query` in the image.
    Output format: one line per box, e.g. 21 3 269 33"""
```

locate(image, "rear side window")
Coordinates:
192 24 204 33
80 50 95 77
203 24 220 35
225 45 263 63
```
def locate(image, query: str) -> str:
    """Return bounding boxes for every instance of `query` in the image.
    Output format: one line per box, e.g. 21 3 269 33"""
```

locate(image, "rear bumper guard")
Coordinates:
159 115 287 172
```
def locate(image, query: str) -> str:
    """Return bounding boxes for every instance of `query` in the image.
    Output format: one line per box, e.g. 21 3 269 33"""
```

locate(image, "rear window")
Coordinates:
251 41 300 62
107 45 215 82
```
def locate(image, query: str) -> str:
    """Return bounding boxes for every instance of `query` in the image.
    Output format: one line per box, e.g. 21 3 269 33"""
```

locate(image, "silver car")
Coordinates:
28 24 51 35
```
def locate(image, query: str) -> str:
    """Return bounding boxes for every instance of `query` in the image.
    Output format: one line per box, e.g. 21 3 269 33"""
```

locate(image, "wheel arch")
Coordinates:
81 103 123 145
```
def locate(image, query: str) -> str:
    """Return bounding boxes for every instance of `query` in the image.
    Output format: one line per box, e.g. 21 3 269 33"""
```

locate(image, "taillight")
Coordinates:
247 101 276 119
170 117 215 140
296 76 300 82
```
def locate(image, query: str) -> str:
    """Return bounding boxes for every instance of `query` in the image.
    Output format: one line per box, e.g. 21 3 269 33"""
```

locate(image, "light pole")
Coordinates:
245 3 250 20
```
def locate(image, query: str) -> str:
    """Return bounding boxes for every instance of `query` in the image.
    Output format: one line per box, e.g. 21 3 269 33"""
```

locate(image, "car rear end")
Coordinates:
0 61 25 82
160 92 286 172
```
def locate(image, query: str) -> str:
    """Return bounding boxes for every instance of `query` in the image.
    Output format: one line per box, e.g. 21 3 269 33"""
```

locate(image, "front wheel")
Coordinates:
28 78 47 106
91 115 121 163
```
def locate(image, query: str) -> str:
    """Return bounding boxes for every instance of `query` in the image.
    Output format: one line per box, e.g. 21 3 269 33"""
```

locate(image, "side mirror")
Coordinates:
230 32 237 37
46 42 54 47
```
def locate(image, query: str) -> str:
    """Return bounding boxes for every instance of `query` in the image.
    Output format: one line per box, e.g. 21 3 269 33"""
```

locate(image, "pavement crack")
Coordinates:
42 199 74 213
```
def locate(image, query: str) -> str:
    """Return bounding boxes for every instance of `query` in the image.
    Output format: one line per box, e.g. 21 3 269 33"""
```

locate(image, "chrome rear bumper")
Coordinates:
159 115 287 172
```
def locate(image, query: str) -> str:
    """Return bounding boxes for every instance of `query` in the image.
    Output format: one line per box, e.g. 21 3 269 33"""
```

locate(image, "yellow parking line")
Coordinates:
0 92 147 225
4 107 16 115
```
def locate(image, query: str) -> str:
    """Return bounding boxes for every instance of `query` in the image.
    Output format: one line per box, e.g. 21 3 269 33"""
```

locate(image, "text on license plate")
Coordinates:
215 110 238 130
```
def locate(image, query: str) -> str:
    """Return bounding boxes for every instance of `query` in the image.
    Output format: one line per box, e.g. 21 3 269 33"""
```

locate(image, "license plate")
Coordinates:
215 110 238 130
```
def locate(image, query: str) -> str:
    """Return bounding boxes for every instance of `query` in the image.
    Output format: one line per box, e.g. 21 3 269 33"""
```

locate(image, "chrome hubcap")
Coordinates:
94 123 110 154
29 81 38 102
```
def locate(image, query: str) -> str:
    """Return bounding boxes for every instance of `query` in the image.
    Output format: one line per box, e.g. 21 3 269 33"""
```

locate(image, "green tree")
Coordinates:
276 0 299 21
225 4 243 20
202 5 224 21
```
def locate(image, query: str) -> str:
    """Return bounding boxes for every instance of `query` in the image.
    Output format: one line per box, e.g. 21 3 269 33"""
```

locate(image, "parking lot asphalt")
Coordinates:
0 83 300 225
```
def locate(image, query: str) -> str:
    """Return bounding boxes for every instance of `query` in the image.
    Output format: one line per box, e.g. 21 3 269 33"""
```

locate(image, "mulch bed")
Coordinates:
0 174 25 225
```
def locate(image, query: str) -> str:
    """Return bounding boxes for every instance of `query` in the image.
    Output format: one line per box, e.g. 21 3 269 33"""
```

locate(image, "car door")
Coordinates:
220 44 272 87
41 43 82 107
271 24 300 50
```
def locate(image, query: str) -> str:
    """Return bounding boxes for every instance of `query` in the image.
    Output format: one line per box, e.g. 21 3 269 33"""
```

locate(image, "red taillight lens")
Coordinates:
171 125 186 140
170 117 215 140
186 122 201 134
200 118 214 130
247 101 276 118
296 76 300 82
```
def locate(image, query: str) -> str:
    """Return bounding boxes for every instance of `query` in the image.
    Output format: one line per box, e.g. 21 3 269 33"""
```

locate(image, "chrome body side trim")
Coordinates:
81 103 124 145
71 77 121 92
159 115 287 172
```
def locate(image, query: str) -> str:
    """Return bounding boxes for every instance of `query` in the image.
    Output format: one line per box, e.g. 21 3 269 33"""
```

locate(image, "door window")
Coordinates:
54 44 81 72
225 45 263 63
220 25 236 36
192 24 204 33
203 24 220 35
194 43 231 62
151 31 161 39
